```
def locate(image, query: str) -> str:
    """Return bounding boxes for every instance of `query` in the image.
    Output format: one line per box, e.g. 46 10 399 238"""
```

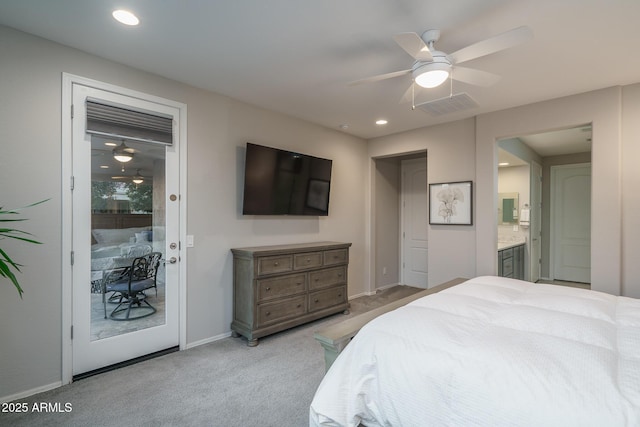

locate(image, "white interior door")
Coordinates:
71 83 180 376
530 160 542 282
551 163 591 283
401 158 428 288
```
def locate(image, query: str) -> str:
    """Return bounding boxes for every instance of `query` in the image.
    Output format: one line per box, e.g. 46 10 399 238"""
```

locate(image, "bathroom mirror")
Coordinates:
498 192 519 224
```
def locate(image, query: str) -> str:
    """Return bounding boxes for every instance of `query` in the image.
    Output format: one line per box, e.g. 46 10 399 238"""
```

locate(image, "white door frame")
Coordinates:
530 160 542 282
61 73 188 384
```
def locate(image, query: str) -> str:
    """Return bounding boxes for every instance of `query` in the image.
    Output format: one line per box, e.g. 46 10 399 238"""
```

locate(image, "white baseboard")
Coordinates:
2 333 235 402
349 282 403 300
375 282 402 292
1 381 62 404
184 331 232 350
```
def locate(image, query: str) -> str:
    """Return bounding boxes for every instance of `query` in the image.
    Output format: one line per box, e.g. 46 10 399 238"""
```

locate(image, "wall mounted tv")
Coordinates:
242 143 333 216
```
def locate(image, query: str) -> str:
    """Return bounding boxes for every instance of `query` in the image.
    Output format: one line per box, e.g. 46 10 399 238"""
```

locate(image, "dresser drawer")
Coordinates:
502 257 514 277
257 295 307 327
323 248 348 266
257 273 306 302
293 252 323 270
309 266 347 290
257 255 293 276
501 247 514 259
309 286 346 313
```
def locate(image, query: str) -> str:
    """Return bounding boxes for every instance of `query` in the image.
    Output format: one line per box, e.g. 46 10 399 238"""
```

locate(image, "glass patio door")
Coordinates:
71 84 180 376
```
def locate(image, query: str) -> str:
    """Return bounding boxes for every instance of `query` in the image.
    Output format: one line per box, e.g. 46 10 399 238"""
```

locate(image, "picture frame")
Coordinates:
429 181 473 225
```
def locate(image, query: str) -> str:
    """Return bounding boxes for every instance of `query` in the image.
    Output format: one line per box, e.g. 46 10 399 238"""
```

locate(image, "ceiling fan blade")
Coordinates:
393 33 433 61
398 82 426 104
448 26 532 65
452 66 501 86
348 69 411 86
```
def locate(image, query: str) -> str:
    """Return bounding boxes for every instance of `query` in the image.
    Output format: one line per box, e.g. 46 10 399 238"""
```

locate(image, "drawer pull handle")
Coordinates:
314 299 319 303
274 261 279 266
297 282 302 285
266 311 271 316
297 304 302 308
315 278 319 282
265 287 271 291
337 273 342 277
306 258 311 262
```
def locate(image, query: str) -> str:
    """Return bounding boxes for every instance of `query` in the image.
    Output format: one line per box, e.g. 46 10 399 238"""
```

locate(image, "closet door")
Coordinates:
551 164 591 283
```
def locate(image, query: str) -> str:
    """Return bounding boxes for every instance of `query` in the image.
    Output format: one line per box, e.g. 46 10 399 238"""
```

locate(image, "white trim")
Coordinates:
184 332 232 350
1 381 63 404
61 73 188 384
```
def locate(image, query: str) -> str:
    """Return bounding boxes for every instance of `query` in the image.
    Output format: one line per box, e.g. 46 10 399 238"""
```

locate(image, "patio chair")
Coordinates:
104 252 162 321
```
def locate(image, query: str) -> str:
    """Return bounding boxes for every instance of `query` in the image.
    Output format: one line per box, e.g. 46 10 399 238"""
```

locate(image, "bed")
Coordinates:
309 276 640 426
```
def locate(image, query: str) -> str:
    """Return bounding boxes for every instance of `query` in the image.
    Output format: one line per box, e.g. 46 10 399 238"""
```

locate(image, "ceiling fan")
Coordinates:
111 169 150 184
350 26 532 99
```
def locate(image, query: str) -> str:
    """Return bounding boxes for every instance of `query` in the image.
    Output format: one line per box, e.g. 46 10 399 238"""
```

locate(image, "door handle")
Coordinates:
168 257 178 264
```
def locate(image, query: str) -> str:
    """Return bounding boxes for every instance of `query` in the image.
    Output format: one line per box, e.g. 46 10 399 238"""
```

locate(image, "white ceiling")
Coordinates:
1 0 638 140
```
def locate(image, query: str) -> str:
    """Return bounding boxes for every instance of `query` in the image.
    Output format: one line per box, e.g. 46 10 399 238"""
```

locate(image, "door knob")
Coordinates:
168 257 177 264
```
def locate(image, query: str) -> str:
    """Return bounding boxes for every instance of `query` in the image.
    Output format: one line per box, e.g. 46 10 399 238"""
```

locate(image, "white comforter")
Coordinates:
310 276 640 427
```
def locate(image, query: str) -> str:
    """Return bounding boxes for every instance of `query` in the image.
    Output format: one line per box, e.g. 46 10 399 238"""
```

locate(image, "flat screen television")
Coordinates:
242 143 333 216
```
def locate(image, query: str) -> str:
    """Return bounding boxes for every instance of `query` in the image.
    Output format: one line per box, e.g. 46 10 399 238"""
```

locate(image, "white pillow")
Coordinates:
92 227 150 244
135 232 149 243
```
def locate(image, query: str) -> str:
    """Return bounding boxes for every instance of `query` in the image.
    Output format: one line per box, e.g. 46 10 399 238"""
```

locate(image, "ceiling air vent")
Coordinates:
416 92 479 116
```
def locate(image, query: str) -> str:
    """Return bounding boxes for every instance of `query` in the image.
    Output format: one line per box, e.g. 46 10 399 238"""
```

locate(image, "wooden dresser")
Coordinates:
230 241 351 346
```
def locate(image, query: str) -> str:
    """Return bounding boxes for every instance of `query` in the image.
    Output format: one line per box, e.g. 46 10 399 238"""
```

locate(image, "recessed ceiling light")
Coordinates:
339 124 349 130
499 162 510 167
112 9 140 26
104 142 117 147
375 119 388 125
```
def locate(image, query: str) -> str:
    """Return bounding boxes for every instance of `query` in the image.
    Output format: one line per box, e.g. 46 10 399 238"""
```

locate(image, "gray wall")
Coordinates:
369 119 478 288
373 158 401 290
0 25 368 399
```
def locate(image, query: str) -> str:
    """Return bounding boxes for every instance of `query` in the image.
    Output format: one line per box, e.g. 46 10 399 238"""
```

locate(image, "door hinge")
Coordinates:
71 104 74 119
70 251 74 266
70 176 75 191
71 325 74 340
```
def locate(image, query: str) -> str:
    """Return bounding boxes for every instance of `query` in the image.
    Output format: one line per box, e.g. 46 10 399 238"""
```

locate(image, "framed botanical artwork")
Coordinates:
429 181 473 225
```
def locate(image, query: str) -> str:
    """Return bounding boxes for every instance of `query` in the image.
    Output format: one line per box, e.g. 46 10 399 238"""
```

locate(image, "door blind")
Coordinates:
86 98 173 145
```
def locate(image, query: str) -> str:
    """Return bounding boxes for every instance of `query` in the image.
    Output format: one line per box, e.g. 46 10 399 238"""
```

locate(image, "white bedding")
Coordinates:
310 276 640 427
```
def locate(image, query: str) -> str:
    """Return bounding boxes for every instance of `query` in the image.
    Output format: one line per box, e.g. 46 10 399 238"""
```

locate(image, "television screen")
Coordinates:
242 143 332 216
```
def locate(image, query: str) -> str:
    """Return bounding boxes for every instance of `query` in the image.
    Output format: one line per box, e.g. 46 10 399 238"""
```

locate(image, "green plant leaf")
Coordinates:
0 199 48 297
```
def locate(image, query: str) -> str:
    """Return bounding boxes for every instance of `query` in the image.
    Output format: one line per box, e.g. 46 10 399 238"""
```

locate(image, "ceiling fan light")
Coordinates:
113 142 133 162
415 69 449 88
113 153 133 163
132 177 144 184
414 62 450 88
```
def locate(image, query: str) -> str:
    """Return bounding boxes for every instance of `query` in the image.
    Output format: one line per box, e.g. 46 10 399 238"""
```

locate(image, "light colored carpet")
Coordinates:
2 285 423 427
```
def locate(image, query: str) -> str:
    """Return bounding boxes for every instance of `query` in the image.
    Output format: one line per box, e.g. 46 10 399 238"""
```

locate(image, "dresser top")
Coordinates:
231 241 351 256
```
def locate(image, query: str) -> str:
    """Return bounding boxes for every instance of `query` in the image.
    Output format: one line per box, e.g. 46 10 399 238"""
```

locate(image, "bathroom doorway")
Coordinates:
497 125 592 283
